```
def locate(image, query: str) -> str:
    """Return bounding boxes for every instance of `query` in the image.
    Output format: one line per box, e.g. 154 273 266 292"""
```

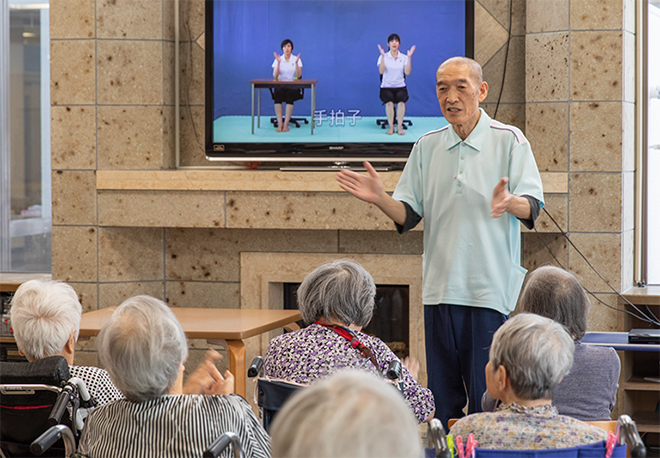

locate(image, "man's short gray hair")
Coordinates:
97 295 188 401
270 370 421 458
297 259 376 327
518 266 590 340
9 279 82 361
489 313 574 400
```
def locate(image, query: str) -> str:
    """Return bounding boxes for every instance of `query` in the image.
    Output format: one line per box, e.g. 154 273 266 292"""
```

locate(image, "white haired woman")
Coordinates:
482 266 620 421
263 259 434 423
77 295 270 458
9 279 122 405
450 313 608 450
271 370 422 458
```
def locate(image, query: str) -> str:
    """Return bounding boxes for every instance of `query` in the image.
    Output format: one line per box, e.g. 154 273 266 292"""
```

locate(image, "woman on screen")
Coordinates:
377 33 415 135
272 38 303 132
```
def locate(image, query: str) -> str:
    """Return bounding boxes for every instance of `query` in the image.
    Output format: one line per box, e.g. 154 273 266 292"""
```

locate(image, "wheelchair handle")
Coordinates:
68 376 91 402
427 418 451 458
617 415 646 457
30 424 76 457
203 431 244 458
386 359 402 381
248 356 264 378
48 387 71 426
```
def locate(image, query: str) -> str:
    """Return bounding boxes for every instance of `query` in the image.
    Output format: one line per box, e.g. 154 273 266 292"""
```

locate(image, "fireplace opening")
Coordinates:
283 283 410 359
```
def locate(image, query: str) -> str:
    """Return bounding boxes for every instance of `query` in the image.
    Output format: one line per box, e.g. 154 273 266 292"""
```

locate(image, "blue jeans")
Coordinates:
424 304 507 430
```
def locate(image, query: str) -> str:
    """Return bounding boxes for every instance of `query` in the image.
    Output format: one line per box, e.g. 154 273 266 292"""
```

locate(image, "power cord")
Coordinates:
182 1 204 153
493 0 513 120
533 207 660 327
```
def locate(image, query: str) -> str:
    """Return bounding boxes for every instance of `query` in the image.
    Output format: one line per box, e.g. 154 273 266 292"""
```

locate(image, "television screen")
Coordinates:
205 0 472 165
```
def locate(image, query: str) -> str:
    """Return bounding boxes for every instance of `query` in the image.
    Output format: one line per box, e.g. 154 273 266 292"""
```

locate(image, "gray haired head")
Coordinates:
297 259 376 327
97 295 188 402
9 279 82 361
519 266 590 340
489 313 574 401
270 370 421 458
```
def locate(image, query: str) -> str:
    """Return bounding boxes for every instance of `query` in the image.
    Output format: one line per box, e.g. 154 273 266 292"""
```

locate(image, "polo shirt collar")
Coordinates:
446 108 491 152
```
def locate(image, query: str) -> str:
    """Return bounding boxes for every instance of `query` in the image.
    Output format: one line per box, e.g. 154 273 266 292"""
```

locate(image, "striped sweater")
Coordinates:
77 394 270 458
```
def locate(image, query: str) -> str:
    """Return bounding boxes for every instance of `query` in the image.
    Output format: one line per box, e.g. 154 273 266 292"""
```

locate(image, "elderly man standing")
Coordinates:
336 56 544 428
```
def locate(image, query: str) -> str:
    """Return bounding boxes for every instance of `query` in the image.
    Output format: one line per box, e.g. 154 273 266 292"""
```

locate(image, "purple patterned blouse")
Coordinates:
263 324 435 422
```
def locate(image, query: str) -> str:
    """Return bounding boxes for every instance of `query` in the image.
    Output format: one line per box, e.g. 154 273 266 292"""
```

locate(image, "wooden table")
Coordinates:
79 307 301 398
250 79 317 135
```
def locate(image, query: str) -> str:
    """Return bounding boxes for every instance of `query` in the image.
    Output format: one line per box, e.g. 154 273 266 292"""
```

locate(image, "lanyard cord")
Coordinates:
314 321 381 373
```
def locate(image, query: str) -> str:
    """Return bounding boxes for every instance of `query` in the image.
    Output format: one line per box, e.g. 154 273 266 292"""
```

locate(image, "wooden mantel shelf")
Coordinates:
97 170 568 194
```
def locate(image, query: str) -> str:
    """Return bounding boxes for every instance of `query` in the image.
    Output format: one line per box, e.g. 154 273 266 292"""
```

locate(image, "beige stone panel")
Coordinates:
97 41 163 105
621 229 634 292
180 41 205 106
481 103 525 132
570 32 623 102
525 103 568 171
568 173 621 232
68 282 98 313
51 170 97 225
474 2 509 66
51 106 96 170
338 230 423 255
96 0 162 39
72 350 99 367
569 102 622 172
98 281 165 309
51 226 98 282
479 0 526 36
526 0 568 33
622 171 634 232
97 106 165 169
568 232 621 293
526 33 569 102
51 41 95 105
164 42 176 106
75 335 98 353
179 105 206 166
165 228 338 282
523 193 567 233
587 294 622 332
166 281 240 309
99 227 164 282
226 192 397 230
98 190 225 227
482 37 525 104
521 232 568 272
163 106 176 169
622 101 635 172
570 0 623 31
622 31 635 104
181 0 205 42
50 0 95 39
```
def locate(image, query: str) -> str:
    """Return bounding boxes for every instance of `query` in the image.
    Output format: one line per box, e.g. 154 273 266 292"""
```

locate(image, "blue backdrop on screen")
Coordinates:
212 0 466 119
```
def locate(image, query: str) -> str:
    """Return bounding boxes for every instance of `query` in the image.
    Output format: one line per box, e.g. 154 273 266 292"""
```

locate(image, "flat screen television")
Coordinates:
205 0 473 166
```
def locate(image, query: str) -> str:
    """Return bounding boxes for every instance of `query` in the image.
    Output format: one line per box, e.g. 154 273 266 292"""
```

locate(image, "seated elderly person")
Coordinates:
482 266 620 421
270 370 422 458
263 259 435 422
450 313 608 450
9 279 122 405
77 295 270 458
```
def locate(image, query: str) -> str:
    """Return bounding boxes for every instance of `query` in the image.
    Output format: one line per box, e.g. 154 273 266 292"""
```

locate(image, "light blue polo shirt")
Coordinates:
392 109 544 314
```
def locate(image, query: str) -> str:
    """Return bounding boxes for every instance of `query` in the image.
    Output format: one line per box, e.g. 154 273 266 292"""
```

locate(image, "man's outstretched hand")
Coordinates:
335 161 385 205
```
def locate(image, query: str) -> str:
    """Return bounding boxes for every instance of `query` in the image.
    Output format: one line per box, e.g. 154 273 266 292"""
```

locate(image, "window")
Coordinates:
0 0 51 273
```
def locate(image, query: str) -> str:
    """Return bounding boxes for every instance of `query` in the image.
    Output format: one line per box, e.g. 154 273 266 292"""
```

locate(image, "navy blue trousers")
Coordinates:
424 304 507 430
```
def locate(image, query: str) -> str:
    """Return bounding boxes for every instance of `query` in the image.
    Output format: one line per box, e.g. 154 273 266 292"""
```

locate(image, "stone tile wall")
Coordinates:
49 0 631 377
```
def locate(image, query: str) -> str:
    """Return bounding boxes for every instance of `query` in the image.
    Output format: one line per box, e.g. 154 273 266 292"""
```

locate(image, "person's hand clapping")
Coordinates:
407 45 416 57
378 44 386 56
336 161 385 205
490 177 512 218
182 348 226 395
273 52 281 63
402 356 420 380
296 53 302 64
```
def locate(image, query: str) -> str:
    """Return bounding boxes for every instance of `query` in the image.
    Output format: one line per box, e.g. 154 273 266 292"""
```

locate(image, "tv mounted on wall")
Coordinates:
205 0 473 167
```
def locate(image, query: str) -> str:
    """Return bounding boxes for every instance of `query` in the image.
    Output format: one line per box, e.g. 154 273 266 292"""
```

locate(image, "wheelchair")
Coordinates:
247 355 406 433
426 415 647 458
0 356 92 457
